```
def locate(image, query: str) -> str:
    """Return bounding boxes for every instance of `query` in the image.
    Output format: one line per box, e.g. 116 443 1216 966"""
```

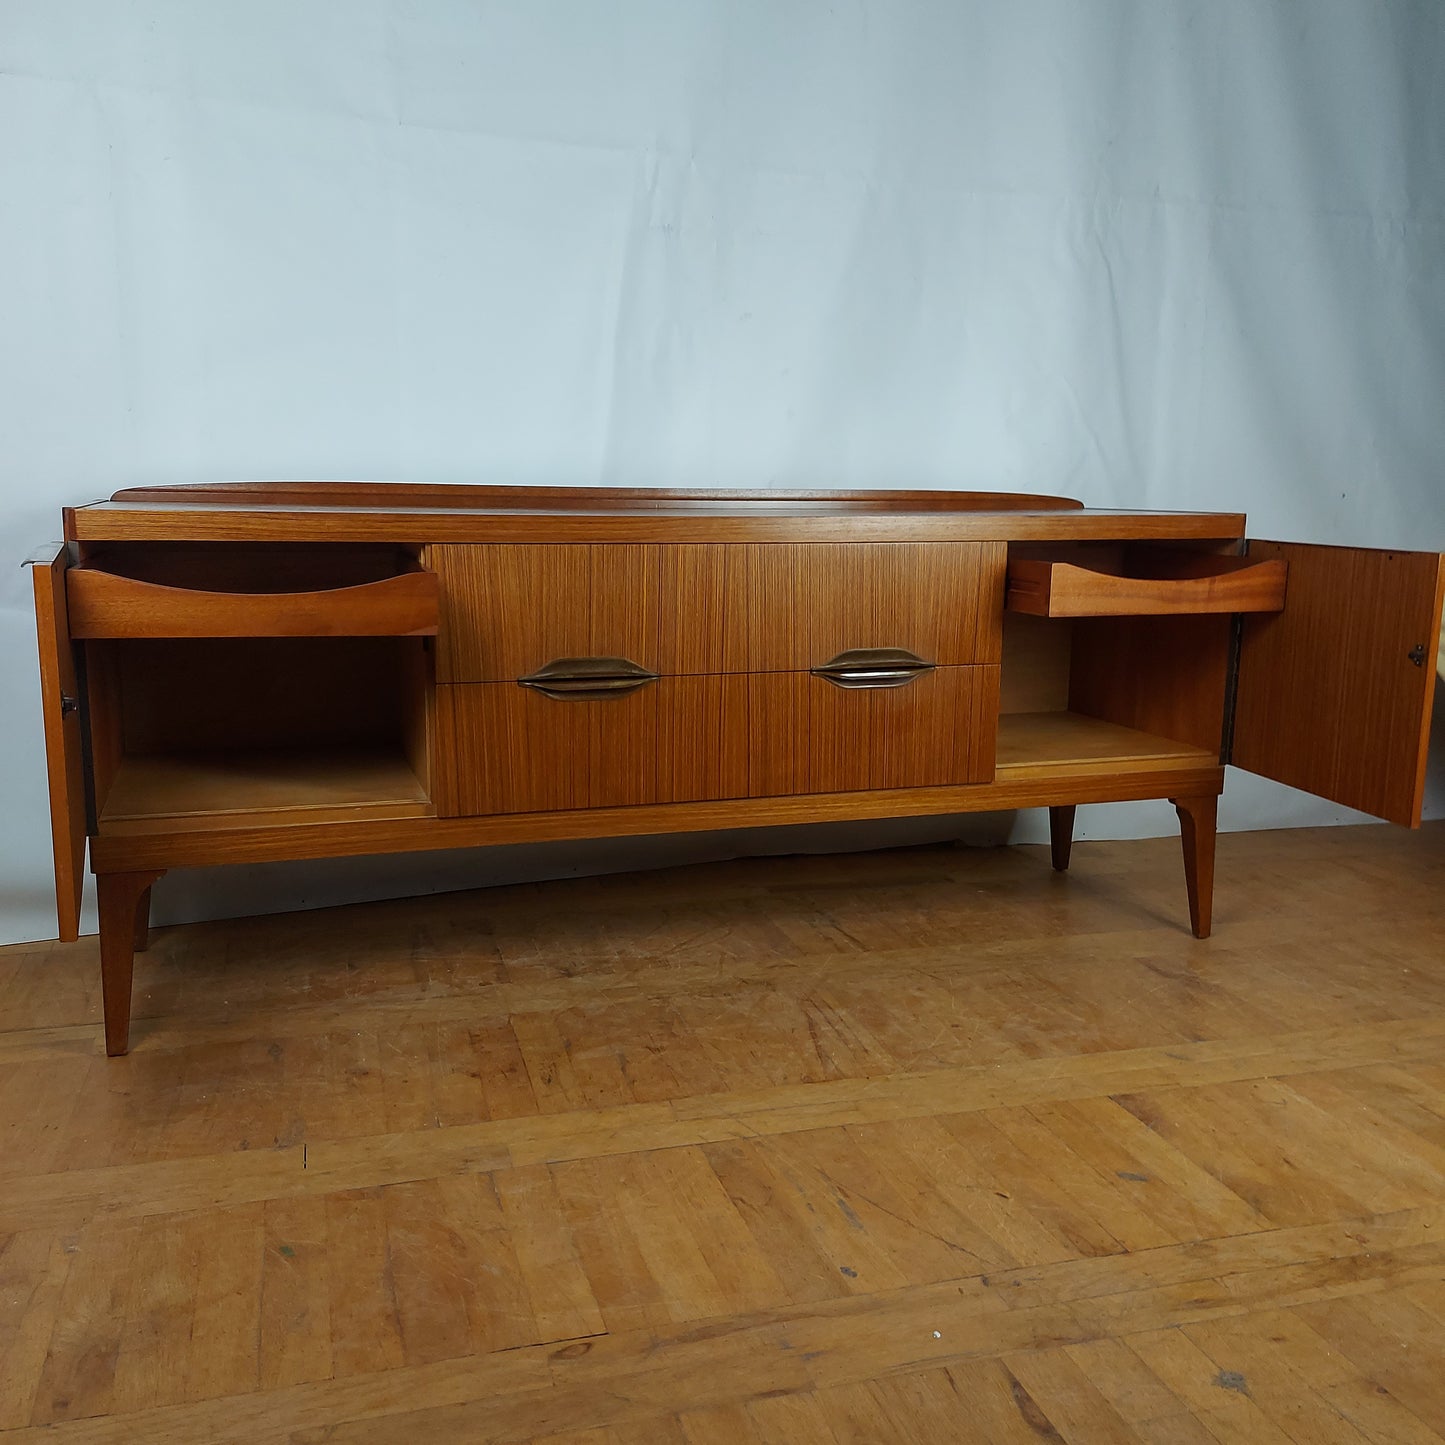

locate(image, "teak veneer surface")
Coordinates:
88 761 1228 872
1233 541 1445 828
1005 555 1288 617
106 480 1092 510
995 711 1217 772
31 551 86 941
100 749 432 825
430 541 1003 681
435 668 999 816
66 562 439 640
2 823 1444 1442
68 482 1247 544
38 483 1443 1072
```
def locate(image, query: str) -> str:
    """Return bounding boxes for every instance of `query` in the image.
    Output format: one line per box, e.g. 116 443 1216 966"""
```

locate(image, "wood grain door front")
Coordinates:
658 542 1005 673
31 548 88 940
428 544 658 682
1232 541 1445 826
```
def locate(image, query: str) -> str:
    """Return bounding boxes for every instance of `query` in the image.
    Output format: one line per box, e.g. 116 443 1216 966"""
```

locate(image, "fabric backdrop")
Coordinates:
2 0 1442 943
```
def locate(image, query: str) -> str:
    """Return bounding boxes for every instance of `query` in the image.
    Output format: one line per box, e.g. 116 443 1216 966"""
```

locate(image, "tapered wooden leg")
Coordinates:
133 885 153 954
1171 794 1218 940
97 870 164 1056
1049 806 1076 872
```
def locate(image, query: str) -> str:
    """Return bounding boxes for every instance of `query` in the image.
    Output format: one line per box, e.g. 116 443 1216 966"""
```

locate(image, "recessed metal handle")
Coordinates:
810 647 936 690
518 656 659 700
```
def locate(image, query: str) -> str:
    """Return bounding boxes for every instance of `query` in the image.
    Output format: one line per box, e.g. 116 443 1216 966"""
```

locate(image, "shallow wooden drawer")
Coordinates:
1006 555 1287 618
747 664 998 795
659 542 1006 672
67 554 438 638
428 544 657 682
436 677 663 816
435 664 998 817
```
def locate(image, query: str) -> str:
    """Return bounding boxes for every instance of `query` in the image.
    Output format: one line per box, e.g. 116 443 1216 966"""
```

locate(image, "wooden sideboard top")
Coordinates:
68 483 1247 544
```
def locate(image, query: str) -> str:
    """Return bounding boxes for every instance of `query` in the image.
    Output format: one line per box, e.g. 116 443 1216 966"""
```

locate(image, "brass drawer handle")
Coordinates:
518 657 658 700
811 648 936 690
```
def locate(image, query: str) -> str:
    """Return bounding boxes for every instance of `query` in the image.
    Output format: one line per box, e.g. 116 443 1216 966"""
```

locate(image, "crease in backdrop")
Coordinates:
1 0 1442 944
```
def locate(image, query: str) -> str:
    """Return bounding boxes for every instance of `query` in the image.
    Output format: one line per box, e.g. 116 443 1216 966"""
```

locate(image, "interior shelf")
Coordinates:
98 746 433 833
997 711 1217 777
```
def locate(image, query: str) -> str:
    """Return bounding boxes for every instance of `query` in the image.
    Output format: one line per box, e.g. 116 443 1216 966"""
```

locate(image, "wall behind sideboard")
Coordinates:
2 2 1443 944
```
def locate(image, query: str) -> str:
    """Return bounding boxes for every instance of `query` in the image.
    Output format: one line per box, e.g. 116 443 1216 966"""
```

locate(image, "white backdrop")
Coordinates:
3 1 1443 944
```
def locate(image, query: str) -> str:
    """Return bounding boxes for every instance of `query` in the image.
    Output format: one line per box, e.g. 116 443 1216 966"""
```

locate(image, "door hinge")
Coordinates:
1408 644 1427 667
60 693 78 717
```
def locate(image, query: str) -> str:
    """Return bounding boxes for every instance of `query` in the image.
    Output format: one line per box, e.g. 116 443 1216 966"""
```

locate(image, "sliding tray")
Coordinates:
67 547 439 638
1006 554 1287 618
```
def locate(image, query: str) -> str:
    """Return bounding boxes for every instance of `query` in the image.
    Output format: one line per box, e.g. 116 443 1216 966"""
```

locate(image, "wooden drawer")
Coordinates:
434 665 997 816
67 548 437 639
1006 554 1287 618
430 541 1004 681
659 542 1005 671
746 665 998 796
429 544 658 682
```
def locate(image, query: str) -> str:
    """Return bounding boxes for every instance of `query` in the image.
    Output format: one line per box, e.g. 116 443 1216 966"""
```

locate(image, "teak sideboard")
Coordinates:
31 483 1445 1055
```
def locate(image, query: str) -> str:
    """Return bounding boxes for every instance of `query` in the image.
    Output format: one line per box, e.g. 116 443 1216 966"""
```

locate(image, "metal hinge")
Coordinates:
1408 644 1427 667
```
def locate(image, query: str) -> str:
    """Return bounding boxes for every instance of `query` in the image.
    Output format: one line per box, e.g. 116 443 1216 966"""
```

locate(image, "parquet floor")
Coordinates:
2 821 1444 1443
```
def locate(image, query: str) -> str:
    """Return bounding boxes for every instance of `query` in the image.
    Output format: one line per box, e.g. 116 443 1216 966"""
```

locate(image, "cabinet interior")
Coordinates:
998 611 1229 777
87 635 434 829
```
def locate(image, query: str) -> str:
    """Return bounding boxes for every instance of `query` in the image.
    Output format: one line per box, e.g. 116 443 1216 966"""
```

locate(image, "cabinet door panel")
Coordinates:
658 542 1005 673
31 548 87 940
748 666 998 796
429 544 658 682
1232 540 1445 826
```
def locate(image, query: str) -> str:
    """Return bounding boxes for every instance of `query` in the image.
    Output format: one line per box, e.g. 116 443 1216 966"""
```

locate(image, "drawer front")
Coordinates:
435 665 997 816
435 675 662 815
429 544 659 682
660 542 1004 672
430 541 1004 682
746 665 998 796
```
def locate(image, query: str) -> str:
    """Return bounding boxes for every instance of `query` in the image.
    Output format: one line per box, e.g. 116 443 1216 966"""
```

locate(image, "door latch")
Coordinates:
60 693 78 717
1408 644 1427 667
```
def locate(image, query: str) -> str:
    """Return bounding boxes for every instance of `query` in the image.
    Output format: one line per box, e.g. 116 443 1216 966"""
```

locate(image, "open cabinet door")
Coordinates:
31 547 87 939
1232 541 1445 827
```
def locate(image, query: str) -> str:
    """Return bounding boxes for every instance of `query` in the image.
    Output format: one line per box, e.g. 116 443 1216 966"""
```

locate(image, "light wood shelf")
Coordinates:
997 711 1217 779
98 747 433 834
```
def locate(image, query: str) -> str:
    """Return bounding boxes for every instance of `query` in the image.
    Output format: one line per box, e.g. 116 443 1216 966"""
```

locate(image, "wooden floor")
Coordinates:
2 822 1444 1444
